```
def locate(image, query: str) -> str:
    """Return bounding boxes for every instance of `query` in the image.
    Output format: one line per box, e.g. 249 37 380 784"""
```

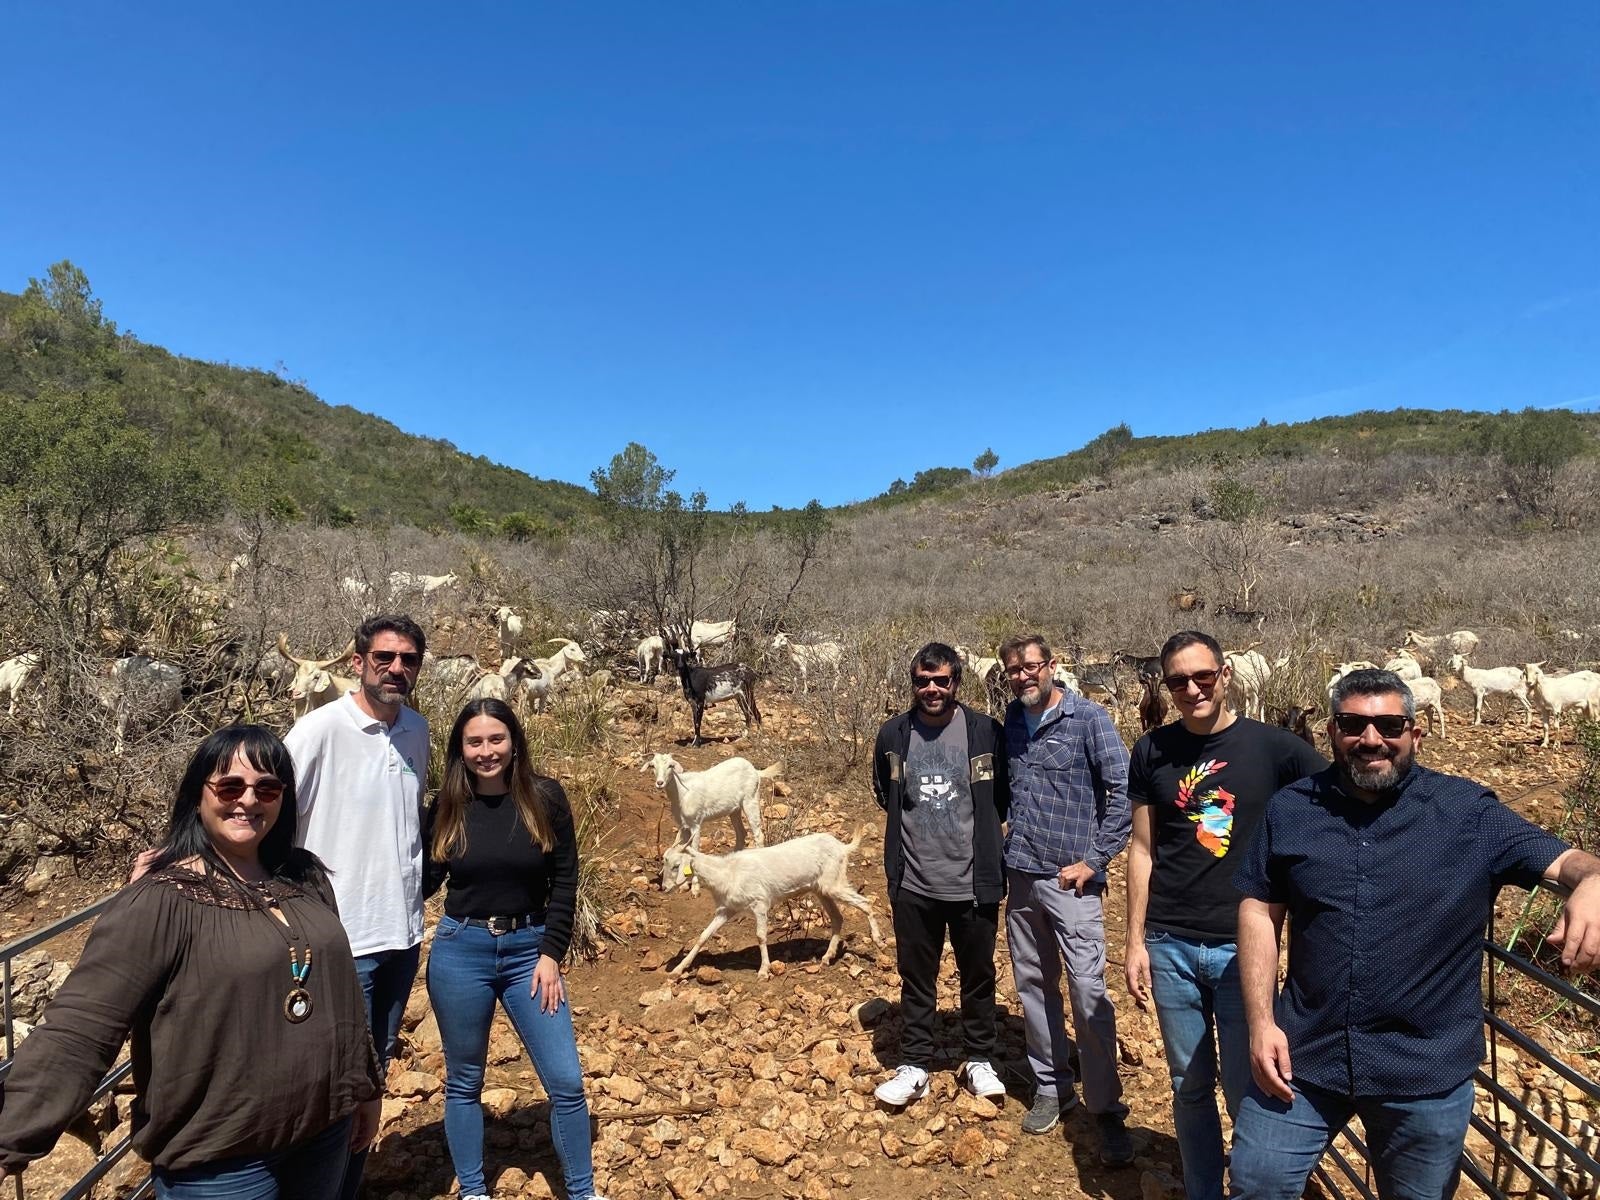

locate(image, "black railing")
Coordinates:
1312 882 1599 1200
1 896 153 1200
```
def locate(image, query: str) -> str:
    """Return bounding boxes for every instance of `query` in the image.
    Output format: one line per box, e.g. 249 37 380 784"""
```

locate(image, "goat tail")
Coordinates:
758 760 785 779
844 825 867 855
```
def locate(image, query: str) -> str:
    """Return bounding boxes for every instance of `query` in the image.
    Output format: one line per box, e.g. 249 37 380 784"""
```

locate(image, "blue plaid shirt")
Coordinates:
1003 690 1131 877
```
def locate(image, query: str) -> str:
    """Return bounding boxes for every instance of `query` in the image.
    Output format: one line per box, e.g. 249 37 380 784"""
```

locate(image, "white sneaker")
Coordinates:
962 1059 1006 1100
874 1064 930 1106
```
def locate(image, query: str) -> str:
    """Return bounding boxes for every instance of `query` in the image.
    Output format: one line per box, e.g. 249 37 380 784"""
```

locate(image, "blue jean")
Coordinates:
1229 1077 1475 1200
426 916 595 1200
340 943 421 1200
1146 931 1251 1200
153 1116 351 1199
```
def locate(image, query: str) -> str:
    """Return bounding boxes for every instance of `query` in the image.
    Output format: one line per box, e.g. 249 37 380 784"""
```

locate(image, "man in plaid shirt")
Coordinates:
1000 633 1135 1165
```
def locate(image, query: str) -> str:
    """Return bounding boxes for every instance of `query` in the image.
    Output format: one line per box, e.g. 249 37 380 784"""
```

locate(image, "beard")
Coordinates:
1340 744 1413 793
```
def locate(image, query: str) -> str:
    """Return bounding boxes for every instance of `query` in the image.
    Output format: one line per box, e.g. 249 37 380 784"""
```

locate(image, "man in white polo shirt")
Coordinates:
285 612 429 1199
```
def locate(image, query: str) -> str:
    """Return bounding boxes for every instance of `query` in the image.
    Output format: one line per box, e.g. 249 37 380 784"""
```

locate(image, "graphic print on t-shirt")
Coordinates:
1176 758 1235 857
913 739 967 834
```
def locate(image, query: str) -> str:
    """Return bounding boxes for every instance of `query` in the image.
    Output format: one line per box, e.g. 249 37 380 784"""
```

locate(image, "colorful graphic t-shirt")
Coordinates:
1128 717 1325 939
901 713 975 901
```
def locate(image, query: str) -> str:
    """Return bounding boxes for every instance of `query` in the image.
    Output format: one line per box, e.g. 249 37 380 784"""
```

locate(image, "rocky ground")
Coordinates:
6 683 1598 1200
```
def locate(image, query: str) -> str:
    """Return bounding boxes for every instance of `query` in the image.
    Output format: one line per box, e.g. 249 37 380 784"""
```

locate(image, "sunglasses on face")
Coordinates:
1332 712 1411 738
1163 668 1221 693
207 775 285 803
365 650 422 670
913 674 953 690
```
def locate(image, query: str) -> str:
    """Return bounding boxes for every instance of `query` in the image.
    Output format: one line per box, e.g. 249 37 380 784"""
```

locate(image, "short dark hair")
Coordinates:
356 613 427 657
1329 668 1416 722
911 642 962 687
1160 630 1223 671
998 634 1051 664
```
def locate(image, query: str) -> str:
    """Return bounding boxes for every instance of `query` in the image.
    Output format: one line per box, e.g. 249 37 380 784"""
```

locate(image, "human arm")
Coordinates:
533 781 579 1002
1545 848 1600 973
349 1098 382 1151
870 724 894 812
0 883 179 1172
1239 897 1292 1101
1125 804 1155 1004
420 800 448 899
1084 704 1132 873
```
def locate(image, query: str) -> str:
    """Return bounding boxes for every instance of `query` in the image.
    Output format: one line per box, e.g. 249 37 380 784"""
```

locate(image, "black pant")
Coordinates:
891 889 999 1066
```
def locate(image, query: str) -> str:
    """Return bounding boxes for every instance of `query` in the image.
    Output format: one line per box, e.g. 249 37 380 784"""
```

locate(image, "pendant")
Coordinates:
285 987 313 1023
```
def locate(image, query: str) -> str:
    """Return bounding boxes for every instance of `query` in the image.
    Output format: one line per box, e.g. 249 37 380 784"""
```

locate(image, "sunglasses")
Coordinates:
207 775 286 803
1332 713 1411 738
1163 668 1221 693
913 674 954 690
365 650 422 670
1004 661 1051 679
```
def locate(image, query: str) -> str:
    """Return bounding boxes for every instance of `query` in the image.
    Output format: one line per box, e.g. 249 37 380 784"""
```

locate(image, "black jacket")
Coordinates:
871 703 1010 905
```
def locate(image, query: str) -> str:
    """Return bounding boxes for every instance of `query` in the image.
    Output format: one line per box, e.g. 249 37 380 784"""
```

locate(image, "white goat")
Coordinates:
636 635 665 683
770 632 844 693
1445 654 1533 727
389 570 459 597
277 635 357 719
1382 650 1424 681
1325 661 1380 703
424 652 483 692
1522 663 1600 748
1052 664 1080 695
1224 650 1271 721
690 619 737 655
101 655 184 753
338 576 371 603
531 638 587 686
1405 676 1447 737
466 657 542 705
649 753 782 891
494 606 524 661
0 652 40 717
662 831 884 979
1404 629 1481 662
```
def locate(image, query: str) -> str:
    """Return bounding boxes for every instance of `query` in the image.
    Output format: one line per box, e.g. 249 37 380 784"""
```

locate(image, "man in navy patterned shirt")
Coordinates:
1230 668 1600 1200
1000 634 1135 1165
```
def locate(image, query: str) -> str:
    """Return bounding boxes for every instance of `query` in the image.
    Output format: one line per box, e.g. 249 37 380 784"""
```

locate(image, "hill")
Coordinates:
0 262 599 534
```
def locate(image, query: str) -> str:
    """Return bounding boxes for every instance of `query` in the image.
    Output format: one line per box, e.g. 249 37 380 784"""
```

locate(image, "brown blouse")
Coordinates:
0 867 382 1172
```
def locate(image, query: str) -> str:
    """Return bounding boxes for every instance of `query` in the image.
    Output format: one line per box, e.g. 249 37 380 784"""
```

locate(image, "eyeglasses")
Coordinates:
207 775 286 803
1163 668 1221 693
912 674 954 690
1332 712 1411 738
365 650 422 670
1004 661 1051 679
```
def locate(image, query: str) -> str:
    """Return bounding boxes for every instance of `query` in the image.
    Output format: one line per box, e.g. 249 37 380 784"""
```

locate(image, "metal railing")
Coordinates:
1 896 153 1200
1312 882 1599 1200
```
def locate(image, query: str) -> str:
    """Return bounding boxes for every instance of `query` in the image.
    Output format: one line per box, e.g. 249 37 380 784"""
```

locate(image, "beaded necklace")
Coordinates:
242 877 316 1024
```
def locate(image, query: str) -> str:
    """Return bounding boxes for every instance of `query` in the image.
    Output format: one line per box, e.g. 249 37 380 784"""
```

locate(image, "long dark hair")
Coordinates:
432 698 555 860
145 725 323 902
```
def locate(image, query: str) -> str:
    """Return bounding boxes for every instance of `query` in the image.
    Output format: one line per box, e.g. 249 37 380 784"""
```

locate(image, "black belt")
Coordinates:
461 913 542 935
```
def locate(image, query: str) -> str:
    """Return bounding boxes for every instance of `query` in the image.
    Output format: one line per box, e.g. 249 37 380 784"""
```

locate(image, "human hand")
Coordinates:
1057 861 1095 895
349 1098 382 1152
1249 1023 1295 1103
129 848 159 884
1125 941 1152 1006
1549 877 1600 974
531 953 565 1014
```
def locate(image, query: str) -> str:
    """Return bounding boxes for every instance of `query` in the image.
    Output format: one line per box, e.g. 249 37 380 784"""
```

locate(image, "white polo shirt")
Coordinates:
285 691 429 957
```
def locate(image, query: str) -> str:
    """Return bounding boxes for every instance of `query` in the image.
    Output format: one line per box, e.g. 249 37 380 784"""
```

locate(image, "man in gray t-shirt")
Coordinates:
870 641 1010 1110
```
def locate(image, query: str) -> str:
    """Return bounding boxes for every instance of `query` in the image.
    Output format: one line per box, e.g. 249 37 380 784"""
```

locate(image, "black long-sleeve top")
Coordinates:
423 781 579 962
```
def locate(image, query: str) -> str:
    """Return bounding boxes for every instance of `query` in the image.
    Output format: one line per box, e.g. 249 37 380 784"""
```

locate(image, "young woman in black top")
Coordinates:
423 699 602 1200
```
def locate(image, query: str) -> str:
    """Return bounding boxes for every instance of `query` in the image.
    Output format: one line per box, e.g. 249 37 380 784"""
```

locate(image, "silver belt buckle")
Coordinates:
487 916 512 936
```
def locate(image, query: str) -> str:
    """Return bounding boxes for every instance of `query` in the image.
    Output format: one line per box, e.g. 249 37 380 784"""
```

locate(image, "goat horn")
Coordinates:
276 633 306 665
316 639 356 670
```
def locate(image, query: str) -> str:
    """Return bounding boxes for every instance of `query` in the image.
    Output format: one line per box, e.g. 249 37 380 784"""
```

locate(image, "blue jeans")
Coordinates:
1146 931 1251 1200
1229 1077 1474 1200
426 916 595 1200
341 943 421 1200
154 1116 351 1199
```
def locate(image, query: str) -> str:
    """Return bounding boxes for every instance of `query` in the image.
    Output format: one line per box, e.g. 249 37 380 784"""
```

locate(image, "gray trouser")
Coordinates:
1005 867 1127 1115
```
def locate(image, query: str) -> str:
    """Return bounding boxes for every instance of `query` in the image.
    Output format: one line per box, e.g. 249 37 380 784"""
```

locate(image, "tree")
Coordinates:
973 448 999 478
1186 475 1279 608
1481 407 1587 517
1082 422 1134 475
591 442 674 514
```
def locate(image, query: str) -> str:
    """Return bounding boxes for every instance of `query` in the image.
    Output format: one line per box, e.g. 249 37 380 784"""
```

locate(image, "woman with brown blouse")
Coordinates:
0 726 382 1199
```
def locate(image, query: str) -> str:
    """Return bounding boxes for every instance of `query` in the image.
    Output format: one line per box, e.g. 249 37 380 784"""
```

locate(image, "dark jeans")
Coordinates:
891 889 998 1066
153 1116 351 1200
340 944 421 1200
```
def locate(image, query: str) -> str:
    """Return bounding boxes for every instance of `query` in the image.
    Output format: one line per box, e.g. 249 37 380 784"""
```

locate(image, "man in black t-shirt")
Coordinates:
1125 631 1324 1200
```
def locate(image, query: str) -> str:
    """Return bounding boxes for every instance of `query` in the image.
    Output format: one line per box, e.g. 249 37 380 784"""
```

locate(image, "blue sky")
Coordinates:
4 3 1597 509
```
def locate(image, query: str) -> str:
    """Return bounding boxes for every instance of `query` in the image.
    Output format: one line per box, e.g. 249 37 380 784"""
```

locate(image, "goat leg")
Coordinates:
817 895 844 965
671 908 731 976
753 904 772 979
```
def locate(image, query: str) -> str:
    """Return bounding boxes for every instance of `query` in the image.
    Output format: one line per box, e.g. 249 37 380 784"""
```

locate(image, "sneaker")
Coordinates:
1021 1091 1078 1135
962 1060 1006 1100
1096 1111 1135 1166
874 1064 930 1107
